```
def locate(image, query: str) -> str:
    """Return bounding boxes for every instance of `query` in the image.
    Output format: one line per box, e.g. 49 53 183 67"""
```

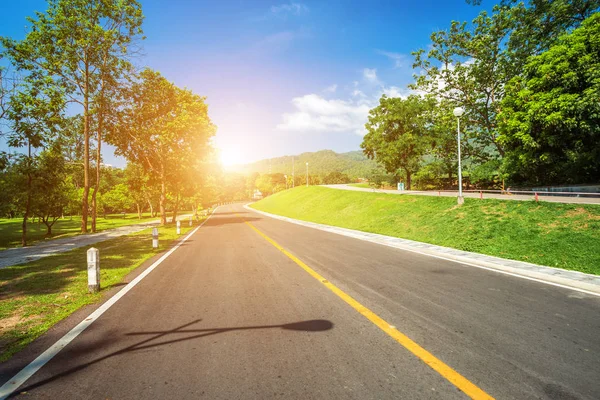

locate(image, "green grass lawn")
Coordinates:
0 213 161 250
0 221 199 361
252 186 600 275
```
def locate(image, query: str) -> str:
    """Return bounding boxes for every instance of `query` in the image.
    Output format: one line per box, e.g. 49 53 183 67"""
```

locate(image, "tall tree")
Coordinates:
4 74 64 246
1 0 144 233
499 12 600 185
107 69 216 224
362 95 432 190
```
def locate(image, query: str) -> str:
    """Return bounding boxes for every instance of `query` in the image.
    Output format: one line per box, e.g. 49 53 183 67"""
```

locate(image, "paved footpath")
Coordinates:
324 184 600 205
1 204 599 399
0 215 192 269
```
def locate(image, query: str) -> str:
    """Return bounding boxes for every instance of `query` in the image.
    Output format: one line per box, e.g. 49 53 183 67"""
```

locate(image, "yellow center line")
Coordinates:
243 217 494 400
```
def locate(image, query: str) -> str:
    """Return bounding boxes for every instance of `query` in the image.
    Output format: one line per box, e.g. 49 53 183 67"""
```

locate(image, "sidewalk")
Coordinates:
324 184 600 205
0 215 192 269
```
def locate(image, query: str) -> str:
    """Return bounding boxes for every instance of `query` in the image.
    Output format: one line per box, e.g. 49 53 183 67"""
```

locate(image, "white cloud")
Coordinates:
277 94 372 135
323 84 337 93
276 70 419 136
376 50 408 69
270 2 309 17
363 68 379 84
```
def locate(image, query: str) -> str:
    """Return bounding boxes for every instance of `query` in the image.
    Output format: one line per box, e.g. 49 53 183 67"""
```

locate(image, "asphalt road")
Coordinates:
2 204 600 399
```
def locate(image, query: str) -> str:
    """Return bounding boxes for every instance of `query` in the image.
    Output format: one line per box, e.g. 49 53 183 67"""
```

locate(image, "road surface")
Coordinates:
1 204 599 399
324 184 600 205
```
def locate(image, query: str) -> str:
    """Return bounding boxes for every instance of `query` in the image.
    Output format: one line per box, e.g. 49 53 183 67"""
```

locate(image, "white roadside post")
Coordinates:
87 247 100 293
176 220 181 235
152 227 159 248
189 216 193 226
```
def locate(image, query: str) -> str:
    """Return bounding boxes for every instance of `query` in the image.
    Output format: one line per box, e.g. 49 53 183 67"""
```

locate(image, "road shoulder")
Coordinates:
245 204 600 297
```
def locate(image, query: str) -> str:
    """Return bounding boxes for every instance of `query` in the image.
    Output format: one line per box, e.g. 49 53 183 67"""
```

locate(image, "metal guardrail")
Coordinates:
434 189 600 199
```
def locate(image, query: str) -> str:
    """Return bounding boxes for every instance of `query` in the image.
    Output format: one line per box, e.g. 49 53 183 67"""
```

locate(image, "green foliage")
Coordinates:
252 186 600 275
362 95 437 189
102 183 134 213
322 171 351 184
499 13 600 185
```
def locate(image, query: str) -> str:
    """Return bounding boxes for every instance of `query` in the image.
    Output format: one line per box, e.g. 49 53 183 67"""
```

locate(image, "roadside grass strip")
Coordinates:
0 221 198 362
251 186 600 275
0 213 158 251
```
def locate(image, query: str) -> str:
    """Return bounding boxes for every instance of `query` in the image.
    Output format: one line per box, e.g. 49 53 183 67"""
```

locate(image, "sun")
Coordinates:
219 147 241 167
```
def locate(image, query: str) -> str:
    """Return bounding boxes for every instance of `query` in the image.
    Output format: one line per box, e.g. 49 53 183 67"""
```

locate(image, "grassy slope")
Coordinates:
251 186 600 275
0 221 197 361
0 213 159 250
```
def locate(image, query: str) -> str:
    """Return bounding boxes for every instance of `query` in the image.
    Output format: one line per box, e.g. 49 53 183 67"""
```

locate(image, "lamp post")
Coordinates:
292 157 295 188
284 174 288 190
453 106 465 205
306 162 309 187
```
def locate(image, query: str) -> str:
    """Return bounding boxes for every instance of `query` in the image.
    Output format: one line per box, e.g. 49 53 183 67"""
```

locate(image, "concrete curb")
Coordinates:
244 204 600 297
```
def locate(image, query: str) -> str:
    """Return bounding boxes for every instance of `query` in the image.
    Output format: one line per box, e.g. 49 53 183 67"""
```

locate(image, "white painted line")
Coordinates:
244 204 600 299
0 208 218 400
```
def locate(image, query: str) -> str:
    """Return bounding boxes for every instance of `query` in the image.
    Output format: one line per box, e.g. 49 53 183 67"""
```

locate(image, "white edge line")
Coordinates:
0 207 219 400
244 204 600 299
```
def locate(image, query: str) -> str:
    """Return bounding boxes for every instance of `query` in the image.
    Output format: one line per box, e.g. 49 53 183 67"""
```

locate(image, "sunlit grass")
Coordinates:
0 221 200 361
252 186 600 275
0 213 160 250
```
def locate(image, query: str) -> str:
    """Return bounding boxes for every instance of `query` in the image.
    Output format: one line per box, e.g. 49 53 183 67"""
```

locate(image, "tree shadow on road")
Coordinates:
12 318 334 395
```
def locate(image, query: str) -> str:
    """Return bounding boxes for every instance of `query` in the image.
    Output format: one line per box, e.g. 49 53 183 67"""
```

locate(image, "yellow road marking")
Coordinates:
244 219 494 400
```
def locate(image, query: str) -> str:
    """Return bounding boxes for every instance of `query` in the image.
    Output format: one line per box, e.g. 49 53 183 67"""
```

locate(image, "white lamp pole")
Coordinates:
292 157 295 188
306 162 309 187
453 107 465 205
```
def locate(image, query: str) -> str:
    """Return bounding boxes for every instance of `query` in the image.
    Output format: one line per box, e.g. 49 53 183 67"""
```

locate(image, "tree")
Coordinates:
499 13 600 185
361 95 432 190
108 69 216 224
102 183 134 213
4 73 64 246
31 146 71 236
323 171 351 184
1 0 144 233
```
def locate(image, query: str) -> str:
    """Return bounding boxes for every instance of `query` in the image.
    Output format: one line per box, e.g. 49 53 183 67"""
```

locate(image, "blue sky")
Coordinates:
1 0 488 166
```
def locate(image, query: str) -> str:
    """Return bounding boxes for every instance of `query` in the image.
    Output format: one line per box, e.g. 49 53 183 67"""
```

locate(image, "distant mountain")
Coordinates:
231 150 379 178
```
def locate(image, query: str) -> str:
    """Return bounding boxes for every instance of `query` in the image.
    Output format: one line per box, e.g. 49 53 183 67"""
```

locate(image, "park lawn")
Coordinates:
0 221 199 362
0 213 159 250
251 186 600 275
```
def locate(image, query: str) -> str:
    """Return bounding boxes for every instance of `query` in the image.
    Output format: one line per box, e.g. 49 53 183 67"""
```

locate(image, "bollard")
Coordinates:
176 220 181 235
152 227 159 248
189 216 193 226
87 247 100 293
535 192 539 202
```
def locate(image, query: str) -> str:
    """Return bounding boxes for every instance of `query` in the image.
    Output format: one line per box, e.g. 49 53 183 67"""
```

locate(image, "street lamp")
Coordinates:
292 157 295 188
453 106 465 205
284 174 288 190
306 162 309 187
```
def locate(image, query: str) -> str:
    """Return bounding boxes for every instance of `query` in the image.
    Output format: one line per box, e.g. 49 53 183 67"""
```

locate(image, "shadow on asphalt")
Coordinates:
205 216 260 227
12 319 334 394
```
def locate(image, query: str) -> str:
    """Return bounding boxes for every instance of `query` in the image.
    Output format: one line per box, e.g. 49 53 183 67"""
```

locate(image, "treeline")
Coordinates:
362 0 600 190
0 0 216 246
237 150 380 178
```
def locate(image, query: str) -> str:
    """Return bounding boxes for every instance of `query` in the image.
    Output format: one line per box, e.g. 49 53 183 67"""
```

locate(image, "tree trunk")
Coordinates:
171 193 179 223
81 61 90 234
147 199 154 218
43 218 52 237
405 170 412 190
22 143 32 247
137 203 141 219
91 107 103 233
159 166 167 225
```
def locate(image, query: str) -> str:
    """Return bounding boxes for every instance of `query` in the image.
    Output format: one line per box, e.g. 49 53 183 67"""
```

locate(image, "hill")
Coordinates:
231 150 379 178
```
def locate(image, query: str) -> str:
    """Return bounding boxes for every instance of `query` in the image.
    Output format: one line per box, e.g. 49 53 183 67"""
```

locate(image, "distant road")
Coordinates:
1 204 599 399
324 184 600 205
